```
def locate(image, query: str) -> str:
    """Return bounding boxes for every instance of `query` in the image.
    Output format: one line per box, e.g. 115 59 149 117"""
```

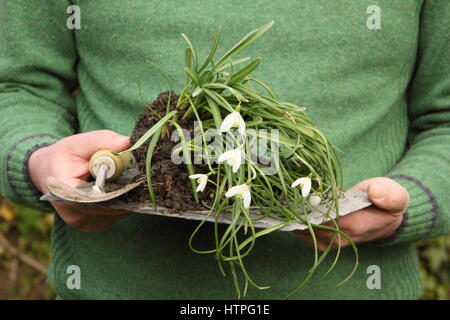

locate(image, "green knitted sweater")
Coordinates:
0 0 449 300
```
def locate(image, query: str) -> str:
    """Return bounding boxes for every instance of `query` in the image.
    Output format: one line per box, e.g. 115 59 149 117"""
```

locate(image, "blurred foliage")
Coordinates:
0 198 54 300
418 236 450 300
0 197 449 300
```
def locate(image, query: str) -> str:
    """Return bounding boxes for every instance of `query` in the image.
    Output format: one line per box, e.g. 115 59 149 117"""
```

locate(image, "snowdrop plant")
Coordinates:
291 177 312 198
123 21 357 299
217 148 243 173
220 110 246 136
309 195 322 207
225 184 251 209
189 174 209 192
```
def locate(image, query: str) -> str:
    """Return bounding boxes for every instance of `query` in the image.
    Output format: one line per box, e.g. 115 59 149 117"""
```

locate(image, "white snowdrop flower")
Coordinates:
309 195 321 207
220 111 246 136
225 184 251 209
189 174 208 192
217 148 242 173
291 177 312 198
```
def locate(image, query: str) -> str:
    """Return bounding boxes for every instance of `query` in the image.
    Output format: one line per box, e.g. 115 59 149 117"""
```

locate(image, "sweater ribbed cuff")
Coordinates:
374 174 438 246
3 133 59 212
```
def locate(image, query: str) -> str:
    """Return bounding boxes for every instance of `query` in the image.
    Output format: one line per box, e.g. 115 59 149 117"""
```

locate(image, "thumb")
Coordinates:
360 177 409 215
66 130 131 158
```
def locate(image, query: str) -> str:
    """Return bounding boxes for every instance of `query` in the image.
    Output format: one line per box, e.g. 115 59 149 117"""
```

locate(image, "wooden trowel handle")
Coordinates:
89 150 135 182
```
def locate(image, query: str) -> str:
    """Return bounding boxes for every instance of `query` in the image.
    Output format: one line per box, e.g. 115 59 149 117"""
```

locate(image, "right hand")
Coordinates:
28 130 132 232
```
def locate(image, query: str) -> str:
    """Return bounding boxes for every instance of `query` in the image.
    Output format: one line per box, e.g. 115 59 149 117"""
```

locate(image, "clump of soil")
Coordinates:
125 91 213 211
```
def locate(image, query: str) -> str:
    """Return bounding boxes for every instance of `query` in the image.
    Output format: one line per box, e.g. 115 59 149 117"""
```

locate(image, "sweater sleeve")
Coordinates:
380 0 450 245
0 0 78 211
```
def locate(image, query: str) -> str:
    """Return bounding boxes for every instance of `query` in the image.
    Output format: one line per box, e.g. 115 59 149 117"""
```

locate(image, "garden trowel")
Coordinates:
40 150 373 231
89 150 136 193
41 150 144 203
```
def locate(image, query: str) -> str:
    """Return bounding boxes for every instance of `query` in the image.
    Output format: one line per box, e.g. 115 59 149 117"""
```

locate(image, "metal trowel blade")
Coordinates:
40 176 144 203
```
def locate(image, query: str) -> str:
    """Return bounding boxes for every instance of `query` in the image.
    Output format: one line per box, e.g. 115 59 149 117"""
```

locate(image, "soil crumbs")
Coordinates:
126 91 213 211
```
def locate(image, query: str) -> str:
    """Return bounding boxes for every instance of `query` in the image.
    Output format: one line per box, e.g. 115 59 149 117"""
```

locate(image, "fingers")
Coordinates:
336 206 403 240
55 177 89 188
295 205 404 250
295 177 409 249
351 177 409 215
52 202 131 232
63 130 131 158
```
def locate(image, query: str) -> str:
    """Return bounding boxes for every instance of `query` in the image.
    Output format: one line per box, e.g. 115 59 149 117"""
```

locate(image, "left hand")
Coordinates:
295 177 409 251
28 130 132 232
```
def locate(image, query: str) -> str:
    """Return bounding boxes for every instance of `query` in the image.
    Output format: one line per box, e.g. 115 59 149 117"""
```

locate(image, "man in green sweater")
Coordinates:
0 0 448 299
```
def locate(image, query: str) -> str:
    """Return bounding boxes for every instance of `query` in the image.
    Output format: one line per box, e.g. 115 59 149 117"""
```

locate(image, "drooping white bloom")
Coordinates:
291 177 312 198
309 195 321 207
225 184 251 209
217 148 242 173
189 174 208 192
220 111 246 136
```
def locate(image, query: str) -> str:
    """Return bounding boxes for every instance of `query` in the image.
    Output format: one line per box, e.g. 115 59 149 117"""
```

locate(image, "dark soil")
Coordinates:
125 91 213 211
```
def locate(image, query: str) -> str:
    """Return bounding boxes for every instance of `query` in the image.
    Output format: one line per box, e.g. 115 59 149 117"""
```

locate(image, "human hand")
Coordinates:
295 177 409 250
28 130 132 232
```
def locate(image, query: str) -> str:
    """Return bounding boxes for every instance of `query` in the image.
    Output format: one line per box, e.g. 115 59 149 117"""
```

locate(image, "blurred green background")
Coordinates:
0 197 448 300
